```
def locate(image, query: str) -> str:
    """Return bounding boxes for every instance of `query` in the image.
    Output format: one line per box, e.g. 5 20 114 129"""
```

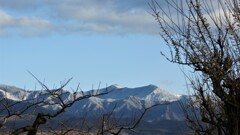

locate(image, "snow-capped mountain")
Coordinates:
0 84 186 120
0 84 191 134
99 84 180 101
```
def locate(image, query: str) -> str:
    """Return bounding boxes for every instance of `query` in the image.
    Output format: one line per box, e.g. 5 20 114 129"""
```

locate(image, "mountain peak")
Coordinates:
145 84 159 89
107 84 125 90
0 84 26 93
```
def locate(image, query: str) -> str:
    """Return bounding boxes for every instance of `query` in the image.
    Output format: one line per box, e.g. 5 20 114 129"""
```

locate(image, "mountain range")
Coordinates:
0 84 191 135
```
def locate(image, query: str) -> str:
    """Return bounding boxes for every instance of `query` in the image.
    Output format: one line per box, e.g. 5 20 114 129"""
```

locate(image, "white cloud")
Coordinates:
52 1 158 35
0 0 228 37
0 0 159 36
0 10 13 26
0 10 53 36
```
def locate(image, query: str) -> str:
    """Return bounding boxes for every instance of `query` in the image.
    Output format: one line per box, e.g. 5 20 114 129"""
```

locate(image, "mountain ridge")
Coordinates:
0 83 186 120
0 84 191 134
0 83 181 101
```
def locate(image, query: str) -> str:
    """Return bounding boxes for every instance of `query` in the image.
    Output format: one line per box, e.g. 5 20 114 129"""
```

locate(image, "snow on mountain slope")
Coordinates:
0 84 179 101
65 84 182 118
98 84 180 103
0 84 185 120
0 84 29 101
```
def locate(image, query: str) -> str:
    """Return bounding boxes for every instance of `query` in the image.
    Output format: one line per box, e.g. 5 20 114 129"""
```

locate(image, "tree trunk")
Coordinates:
27 113 47 135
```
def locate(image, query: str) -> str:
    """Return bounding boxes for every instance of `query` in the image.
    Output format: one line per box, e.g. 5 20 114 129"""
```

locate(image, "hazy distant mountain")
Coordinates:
0 84 191 134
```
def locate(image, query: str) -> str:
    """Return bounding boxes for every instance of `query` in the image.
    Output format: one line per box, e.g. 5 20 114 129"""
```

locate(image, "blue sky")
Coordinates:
0 0 188 94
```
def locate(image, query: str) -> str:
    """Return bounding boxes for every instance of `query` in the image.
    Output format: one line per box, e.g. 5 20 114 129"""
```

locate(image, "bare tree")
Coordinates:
9 77 108 135
0 72 159 135
94 103 160 135
0 71 109 135
46 102 160 135
150 0 240 134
